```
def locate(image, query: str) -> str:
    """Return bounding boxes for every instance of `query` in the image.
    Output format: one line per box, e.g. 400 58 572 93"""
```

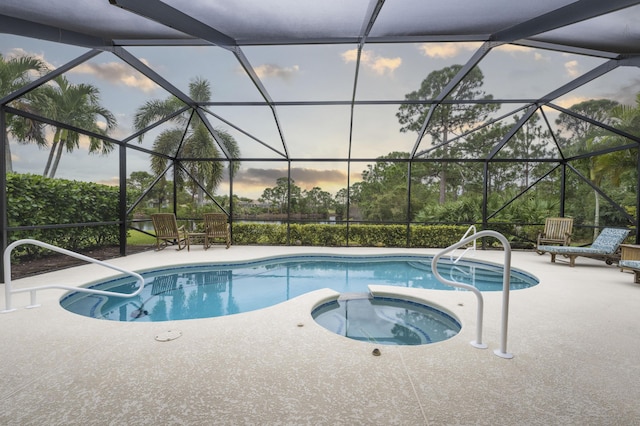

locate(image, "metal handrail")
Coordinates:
2 239 145 313
432 230 513 359
450 224 477 263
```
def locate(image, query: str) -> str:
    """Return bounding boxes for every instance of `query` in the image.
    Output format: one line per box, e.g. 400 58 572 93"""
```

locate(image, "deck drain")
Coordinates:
155 330 182 342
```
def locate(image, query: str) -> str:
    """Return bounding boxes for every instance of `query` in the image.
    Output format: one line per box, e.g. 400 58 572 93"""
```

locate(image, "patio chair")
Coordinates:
537 227 630 267
203 213 231 249
536 217 573 254
619 244 640 284
151 213 187 251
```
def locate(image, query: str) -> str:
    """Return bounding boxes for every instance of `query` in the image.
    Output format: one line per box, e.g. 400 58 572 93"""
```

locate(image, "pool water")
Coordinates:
312 295 461 346
60 254 538 322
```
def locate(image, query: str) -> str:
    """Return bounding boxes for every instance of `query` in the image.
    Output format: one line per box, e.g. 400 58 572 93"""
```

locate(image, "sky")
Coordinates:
2 33 639 199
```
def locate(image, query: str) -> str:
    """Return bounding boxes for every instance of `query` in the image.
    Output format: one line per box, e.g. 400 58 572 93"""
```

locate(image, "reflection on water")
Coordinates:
60 256 537 322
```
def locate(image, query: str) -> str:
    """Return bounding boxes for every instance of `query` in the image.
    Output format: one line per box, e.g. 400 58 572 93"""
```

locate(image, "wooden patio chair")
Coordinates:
536 217 573 254
203 213 231 249
151 213 187 251
537 227 630 267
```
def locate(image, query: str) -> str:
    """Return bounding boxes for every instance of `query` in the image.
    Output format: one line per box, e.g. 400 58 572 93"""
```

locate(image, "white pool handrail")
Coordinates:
432 230 513 359
450 224 477 263
2 239 145 313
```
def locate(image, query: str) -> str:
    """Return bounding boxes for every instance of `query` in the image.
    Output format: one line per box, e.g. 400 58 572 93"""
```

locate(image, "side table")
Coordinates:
187 232 207 251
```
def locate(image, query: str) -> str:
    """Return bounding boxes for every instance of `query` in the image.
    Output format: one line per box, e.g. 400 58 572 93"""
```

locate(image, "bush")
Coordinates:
7 173 120 258
232 222 470 248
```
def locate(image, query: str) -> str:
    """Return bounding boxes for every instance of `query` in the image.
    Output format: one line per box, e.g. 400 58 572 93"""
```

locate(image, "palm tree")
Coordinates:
39 75 117 178
134 77 240 207
0 53 49 172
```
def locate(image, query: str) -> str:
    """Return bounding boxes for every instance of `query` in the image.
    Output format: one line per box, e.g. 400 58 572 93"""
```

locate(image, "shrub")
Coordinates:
7 173 120 258
232 222 470 248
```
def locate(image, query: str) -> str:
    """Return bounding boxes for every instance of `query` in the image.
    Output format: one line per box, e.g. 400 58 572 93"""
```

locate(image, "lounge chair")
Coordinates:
536 217 573 254
537 227 630 267
203 213 231 249
151 213 187 251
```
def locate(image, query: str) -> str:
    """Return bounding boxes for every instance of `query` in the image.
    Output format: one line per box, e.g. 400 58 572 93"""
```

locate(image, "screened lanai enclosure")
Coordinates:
1 0 640 264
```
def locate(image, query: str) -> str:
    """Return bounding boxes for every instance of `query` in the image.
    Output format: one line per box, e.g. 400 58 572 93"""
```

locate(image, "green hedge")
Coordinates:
7 173 120 257
232 223 471 248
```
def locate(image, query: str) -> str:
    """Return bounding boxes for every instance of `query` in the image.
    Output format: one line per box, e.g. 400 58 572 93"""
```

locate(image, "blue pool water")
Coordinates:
60 254 538 322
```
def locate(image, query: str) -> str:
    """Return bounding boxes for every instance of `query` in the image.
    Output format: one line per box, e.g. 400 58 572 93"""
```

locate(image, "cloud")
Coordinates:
534 52 549 61
564 60 580 78
233 167 357 198
600 77 640 106
6 48 157 93
6 48 55 77
238 167 346 187
7 47 49 64
554 95 591 109
97 177 119 187
69 60 157 93
341 49 401 75
253 63 300 80
492 44 550 62
417 42 480 59
495 44 531 55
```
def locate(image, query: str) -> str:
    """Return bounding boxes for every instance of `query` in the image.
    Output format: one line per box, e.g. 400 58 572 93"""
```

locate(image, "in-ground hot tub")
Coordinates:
312 293 461 346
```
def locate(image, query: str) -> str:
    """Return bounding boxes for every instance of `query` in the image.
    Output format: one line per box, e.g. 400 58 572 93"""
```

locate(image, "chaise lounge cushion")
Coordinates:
619 259 640 269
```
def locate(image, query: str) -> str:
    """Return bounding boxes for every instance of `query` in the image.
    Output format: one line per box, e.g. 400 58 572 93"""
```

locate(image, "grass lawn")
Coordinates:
127 229 156 246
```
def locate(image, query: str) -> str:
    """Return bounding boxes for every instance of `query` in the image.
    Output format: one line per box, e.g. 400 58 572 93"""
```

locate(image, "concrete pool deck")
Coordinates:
1 245 639 425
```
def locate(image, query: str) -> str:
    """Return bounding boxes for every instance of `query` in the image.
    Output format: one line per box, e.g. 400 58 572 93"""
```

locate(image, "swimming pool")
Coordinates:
60 254 538 322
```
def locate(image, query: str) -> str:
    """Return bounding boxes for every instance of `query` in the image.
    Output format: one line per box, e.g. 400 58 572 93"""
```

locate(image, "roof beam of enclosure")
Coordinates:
108 0 290 158
108 0 235 48
547 102 640 145
539 59 620 104
200 106 287 158
538 107 567 162
512 40 619 60
232 48 290 158
0 15 110 49
4 105 125 147
487 57 623 160
113 46 195 107
122 105 191 145
194 109 233 159
567 142 639 162
491 0 640 43
348 0 387 162
410 42 495 158
486 105 538 160
113 34 492 47
481 1 640 162
414 104 530 158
